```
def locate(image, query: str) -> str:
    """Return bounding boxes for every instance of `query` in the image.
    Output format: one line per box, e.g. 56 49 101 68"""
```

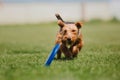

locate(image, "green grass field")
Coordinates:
0 21 120 80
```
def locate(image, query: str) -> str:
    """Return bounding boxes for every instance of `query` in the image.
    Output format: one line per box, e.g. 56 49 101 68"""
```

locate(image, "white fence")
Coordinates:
0 1 120 24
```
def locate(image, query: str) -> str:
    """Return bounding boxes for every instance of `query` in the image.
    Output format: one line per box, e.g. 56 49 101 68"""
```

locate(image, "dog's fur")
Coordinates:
55 14 84 59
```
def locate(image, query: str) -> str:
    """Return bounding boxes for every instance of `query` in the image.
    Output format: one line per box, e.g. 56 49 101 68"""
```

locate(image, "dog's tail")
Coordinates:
55 14 64 22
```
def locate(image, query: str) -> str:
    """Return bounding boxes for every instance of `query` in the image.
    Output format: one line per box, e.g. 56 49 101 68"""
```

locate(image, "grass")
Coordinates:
0 21 120 80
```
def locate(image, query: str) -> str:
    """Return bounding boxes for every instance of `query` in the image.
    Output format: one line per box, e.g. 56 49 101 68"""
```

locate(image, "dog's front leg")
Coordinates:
71 41 84 58
71 46 79 58
57 49 62 59
60 44 73 59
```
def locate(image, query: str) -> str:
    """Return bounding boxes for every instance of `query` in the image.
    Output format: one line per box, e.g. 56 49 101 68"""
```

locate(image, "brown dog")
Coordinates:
55 14 84 59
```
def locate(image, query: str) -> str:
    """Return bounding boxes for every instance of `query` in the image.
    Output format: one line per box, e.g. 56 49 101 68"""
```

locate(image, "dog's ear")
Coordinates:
58 20 64 28
75 22 83 29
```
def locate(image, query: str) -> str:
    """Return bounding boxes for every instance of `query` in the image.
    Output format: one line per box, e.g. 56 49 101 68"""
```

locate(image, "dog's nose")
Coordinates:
67 38 71 41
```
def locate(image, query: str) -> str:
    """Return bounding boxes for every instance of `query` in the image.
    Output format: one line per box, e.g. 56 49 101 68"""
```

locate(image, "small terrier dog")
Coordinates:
55 14 84 59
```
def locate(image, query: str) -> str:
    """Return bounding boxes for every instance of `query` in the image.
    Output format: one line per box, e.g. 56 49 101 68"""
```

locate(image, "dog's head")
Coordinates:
58 20 82 45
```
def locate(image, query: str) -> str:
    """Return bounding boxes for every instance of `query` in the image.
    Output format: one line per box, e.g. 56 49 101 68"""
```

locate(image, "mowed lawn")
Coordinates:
0 22 120 80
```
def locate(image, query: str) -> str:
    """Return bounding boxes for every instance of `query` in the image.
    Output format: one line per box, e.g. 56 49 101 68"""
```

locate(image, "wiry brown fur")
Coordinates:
55 14 84 59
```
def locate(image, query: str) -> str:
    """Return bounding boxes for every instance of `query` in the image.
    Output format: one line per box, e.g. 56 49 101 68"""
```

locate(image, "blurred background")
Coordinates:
0 0 120 24
0 1 120 80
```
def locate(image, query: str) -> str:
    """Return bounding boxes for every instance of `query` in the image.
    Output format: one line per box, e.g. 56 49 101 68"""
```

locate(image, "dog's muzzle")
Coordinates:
67 38 72 45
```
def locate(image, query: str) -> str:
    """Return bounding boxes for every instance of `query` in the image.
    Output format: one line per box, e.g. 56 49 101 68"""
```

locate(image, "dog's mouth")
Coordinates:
66 39 72 45
62 38 73 45
67 40 72 44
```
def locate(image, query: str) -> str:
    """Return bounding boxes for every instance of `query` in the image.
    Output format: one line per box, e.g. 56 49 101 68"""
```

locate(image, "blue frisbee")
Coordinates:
45 44 60 66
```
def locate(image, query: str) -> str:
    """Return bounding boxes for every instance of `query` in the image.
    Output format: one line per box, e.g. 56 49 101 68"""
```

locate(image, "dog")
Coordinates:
55 14 84 59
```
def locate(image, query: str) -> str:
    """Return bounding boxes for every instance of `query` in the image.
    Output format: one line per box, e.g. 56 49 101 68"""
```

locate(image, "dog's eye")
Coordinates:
72 30 76 32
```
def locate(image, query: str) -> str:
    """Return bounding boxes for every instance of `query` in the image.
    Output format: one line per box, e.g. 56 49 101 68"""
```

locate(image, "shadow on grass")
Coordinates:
54 57 77 61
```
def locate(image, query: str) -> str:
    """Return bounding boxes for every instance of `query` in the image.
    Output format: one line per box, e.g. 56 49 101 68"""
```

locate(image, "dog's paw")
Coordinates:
54 57 61 60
